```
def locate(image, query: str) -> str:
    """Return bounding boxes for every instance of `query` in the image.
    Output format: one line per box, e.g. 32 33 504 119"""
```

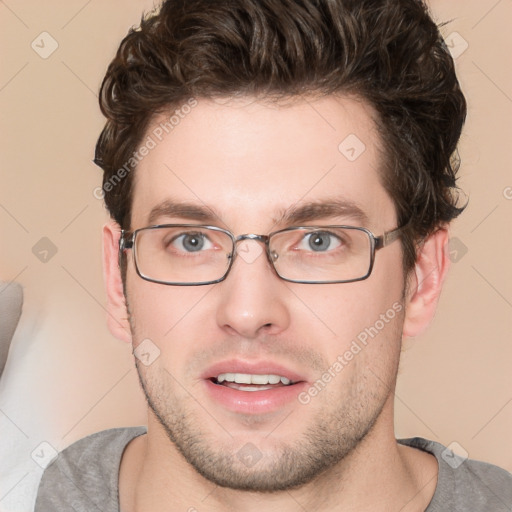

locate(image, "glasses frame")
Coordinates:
119 223 406 286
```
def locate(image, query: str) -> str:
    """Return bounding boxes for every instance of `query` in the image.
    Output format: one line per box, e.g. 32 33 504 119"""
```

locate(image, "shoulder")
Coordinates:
35 426 147 512
399 437 512 511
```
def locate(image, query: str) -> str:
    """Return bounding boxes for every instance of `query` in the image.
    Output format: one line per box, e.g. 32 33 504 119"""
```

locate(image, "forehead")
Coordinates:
131 95 396 231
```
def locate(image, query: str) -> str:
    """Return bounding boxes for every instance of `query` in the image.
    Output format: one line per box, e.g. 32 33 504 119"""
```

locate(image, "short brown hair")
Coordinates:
94 0 467 271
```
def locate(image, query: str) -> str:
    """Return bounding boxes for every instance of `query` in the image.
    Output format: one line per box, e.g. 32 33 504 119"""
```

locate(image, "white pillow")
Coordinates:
0 282 23 377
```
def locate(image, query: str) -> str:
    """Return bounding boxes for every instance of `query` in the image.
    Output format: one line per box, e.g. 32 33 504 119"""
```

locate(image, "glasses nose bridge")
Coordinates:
233 233 270 257
234 233 269 245
231 233 276 269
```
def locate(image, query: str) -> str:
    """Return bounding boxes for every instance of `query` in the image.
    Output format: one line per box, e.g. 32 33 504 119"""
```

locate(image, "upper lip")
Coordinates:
202 359 308 384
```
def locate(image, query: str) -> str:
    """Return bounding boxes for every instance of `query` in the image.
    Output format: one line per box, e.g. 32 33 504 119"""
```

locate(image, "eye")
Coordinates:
171 232 214 252
298 231 342 252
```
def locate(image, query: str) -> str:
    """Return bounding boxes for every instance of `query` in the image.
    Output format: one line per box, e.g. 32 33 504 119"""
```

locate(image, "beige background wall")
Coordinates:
1 0 511 509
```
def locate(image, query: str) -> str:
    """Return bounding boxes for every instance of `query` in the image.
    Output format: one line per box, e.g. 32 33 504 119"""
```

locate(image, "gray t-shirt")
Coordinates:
35 426 512 511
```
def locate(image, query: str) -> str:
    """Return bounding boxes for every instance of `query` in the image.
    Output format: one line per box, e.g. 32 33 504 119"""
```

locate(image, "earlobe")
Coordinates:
103 221 132 344
402 227 451 338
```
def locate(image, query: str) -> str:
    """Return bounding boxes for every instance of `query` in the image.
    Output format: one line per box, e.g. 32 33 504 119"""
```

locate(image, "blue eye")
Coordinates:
172 232 213 252
299 231 342 252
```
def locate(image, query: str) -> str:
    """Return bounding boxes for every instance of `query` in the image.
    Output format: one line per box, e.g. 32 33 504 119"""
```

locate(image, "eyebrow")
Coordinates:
147 200 221 225
146 198 369 228
276 199 369 226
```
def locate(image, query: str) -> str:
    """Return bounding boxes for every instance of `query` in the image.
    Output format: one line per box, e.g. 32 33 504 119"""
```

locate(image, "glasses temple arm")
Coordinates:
118 230 134 267
374 225 407 250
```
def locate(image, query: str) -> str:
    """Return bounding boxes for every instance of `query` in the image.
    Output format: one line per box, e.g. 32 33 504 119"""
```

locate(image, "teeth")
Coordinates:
216 373 292 385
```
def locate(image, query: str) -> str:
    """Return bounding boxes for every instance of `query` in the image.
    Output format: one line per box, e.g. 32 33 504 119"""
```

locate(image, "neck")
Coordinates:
120 406 438 512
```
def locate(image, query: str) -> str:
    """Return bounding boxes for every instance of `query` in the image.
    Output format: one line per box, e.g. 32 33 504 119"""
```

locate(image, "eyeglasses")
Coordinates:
119 224 405 286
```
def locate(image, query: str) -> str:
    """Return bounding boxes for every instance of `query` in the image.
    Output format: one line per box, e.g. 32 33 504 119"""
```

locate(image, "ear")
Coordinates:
402 227 450 338
103 221 132 344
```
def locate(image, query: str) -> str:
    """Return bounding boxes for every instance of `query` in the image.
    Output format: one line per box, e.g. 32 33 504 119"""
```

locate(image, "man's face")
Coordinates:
124 96 406 491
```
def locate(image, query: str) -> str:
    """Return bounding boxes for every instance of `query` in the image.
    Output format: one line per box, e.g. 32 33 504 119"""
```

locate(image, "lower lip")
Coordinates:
203 379 308 414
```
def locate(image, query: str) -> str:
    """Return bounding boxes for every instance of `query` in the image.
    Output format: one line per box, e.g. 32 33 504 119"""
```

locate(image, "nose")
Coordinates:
215 239 291 339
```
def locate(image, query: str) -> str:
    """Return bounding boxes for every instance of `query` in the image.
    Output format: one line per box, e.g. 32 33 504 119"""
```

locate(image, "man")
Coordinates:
36 0 512 510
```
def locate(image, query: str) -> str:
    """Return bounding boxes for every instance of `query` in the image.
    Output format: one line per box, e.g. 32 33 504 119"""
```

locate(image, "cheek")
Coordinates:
291 270 405 361
127 284 217 384
125 275 214 348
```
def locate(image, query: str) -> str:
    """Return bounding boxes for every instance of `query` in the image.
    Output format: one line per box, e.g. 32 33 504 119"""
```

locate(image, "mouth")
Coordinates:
202 361 308 414
211 372 295 392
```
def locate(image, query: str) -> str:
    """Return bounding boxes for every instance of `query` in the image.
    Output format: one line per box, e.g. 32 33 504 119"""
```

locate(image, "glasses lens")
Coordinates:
270 227 372 282
134 226 233 284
